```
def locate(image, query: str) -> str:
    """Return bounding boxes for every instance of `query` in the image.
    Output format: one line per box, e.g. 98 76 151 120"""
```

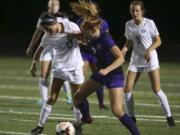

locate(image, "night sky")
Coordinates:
1 0 180 61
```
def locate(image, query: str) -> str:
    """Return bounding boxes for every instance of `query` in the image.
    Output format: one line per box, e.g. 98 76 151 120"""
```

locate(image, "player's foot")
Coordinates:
167 116 175 127
99 104 108 110
81 116 93 124
73 124 83 135
31 126 44 135
131 116 136 123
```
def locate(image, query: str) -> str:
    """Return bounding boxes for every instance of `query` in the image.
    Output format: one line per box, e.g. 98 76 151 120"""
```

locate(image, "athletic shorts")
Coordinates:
128 64 160 73
51 67 84 85
81 52 97 64
91 71 124 89
40 49 53 61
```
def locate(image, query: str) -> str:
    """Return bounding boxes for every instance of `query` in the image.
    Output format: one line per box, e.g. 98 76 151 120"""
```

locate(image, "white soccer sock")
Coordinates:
155 90 172 117
73 107 82 124
124 92 135 117
63 81 72 104
39 77 49 102
38 104 52 126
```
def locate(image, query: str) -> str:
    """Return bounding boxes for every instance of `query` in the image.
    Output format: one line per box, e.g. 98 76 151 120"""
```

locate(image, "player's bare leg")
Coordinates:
148 68 175 127
38 60 51 105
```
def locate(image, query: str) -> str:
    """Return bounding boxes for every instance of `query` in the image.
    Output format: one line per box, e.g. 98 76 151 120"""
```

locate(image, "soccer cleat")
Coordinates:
73 124 83 135
167 116 175 127
99 104 108 110
131 116 137 123
81 116 94 124
31 126 44 135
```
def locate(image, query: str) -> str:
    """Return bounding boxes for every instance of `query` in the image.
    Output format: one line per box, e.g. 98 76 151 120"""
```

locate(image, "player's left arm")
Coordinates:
99 45 125 75
145 35 161 62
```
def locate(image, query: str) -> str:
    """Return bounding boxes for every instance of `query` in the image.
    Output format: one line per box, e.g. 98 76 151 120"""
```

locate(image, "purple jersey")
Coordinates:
90 32 123 72
77 17 109 55
100 18 109 33
90 32 124 88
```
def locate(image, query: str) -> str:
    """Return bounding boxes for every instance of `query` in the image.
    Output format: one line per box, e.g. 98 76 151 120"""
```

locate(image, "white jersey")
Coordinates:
125 18 159 67
40 18 84 72
37 13 81 64
37 13 70 60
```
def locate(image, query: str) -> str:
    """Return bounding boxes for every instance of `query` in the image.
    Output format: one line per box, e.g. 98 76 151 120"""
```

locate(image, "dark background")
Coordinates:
1 0 179 62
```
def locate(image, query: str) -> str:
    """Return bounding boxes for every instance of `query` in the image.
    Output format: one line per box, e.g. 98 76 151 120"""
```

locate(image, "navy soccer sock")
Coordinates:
79 99 90 119
119 114 140 135
96 86 104 105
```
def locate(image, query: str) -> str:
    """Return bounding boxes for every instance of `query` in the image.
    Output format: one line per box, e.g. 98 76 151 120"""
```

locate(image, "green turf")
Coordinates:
0 57 179 135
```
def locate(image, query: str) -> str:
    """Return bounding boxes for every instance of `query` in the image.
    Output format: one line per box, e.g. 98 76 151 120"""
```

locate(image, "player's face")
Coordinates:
48 0 60 13
81 21 101 39
130 5 144 21
83 27 100 40
89 28 100 38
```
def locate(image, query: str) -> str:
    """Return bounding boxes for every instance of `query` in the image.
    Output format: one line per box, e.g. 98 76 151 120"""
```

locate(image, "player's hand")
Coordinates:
121 47 128 56
99 69 108 76
30 63 37 77
26 47 33 56
145 49 151 63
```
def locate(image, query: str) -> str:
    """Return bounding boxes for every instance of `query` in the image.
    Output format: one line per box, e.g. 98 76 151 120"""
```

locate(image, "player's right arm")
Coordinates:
122 39 132 56
26 28 43 56
30 46 44 77
122 21 133 56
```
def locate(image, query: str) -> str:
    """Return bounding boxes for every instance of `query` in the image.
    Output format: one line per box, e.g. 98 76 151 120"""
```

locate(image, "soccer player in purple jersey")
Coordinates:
70 1 141 134
75 4 109 110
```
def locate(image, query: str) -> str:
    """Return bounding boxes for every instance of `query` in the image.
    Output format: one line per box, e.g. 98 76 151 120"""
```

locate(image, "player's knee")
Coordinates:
111 107 124 118
124 87 132 93
47 96 57 105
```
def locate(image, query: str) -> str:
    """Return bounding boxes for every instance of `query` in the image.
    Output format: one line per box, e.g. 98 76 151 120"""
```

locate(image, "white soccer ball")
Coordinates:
56 121 75 135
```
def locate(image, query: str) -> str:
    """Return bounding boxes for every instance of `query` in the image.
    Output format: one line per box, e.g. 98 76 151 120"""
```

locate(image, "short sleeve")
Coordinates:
149 20 159 37
100 19 109 33
58 18 81 33
104 33 116 49
64 21 80 33
39 34 48 48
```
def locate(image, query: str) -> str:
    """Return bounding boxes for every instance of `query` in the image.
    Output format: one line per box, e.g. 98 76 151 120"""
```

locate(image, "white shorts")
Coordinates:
40 49 53 61
128 64 160 73
51 68 84 85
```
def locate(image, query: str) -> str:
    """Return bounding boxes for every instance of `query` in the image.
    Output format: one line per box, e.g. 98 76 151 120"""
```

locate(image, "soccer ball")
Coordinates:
56 121 75 135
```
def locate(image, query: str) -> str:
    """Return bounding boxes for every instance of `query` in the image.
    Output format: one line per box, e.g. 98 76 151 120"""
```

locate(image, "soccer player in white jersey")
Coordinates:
122 0 175 127
26 0 72 105
30 12 92 135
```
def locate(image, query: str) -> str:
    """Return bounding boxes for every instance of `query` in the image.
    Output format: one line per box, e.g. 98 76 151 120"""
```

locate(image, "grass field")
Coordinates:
0 56 180 135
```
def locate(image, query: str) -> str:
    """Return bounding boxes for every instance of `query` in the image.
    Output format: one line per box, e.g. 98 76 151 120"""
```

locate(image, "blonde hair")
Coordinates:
70 0 99 22
71 0 102 38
